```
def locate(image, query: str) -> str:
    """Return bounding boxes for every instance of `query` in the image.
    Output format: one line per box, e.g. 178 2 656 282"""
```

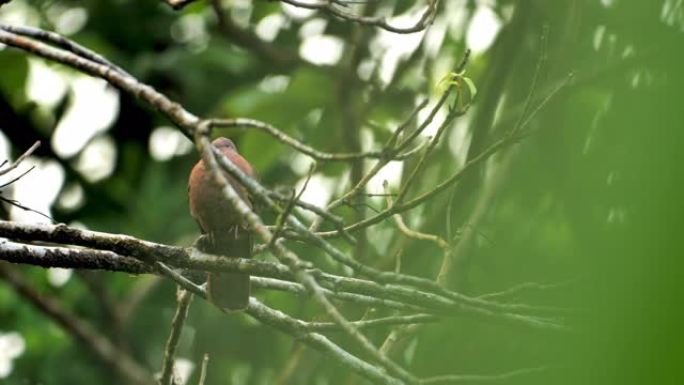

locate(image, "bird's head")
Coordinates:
212 137 237 151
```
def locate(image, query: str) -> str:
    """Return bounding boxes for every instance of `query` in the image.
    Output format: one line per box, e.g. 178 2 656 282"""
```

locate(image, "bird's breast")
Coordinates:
188 160 251 234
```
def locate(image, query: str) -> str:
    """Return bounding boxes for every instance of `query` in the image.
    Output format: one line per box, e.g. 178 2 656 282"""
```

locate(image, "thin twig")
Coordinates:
0 196 54 222
307 314 438 331
156 262 206 297
0 165 35 189
395 107 464 204
0 140 40 177
246 298 404 385
210 118 414 161
384 181 449 250
0 28 201 137
252 276 427 313
268 163 314 249
419 366 549 384
478 279 578 302
0 25 130 76
278 0 440 34
511 25 549 135
197 354 209 385
159 288 193 385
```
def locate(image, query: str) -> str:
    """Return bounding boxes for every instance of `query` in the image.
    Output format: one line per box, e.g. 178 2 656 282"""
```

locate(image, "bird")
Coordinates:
188 137 254 311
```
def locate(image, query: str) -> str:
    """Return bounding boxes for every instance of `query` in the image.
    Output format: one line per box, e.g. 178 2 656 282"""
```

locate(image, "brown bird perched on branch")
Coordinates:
188 137 254 310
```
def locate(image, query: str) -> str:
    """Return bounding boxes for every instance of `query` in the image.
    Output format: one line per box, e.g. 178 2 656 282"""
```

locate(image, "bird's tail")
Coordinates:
203 231 251 311
207 271 250 311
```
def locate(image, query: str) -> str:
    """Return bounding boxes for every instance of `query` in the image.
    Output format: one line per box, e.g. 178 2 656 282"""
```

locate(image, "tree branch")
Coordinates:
209 0 301 67
0 221 570 331
246 298 404 385
0 140 40 177
0 27 200 137
159 288 193 385
419 367 549 384
278 0 440 34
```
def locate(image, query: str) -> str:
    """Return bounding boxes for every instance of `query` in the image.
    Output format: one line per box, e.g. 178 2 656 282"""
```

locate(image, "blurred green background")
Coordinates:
0 0 682 384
